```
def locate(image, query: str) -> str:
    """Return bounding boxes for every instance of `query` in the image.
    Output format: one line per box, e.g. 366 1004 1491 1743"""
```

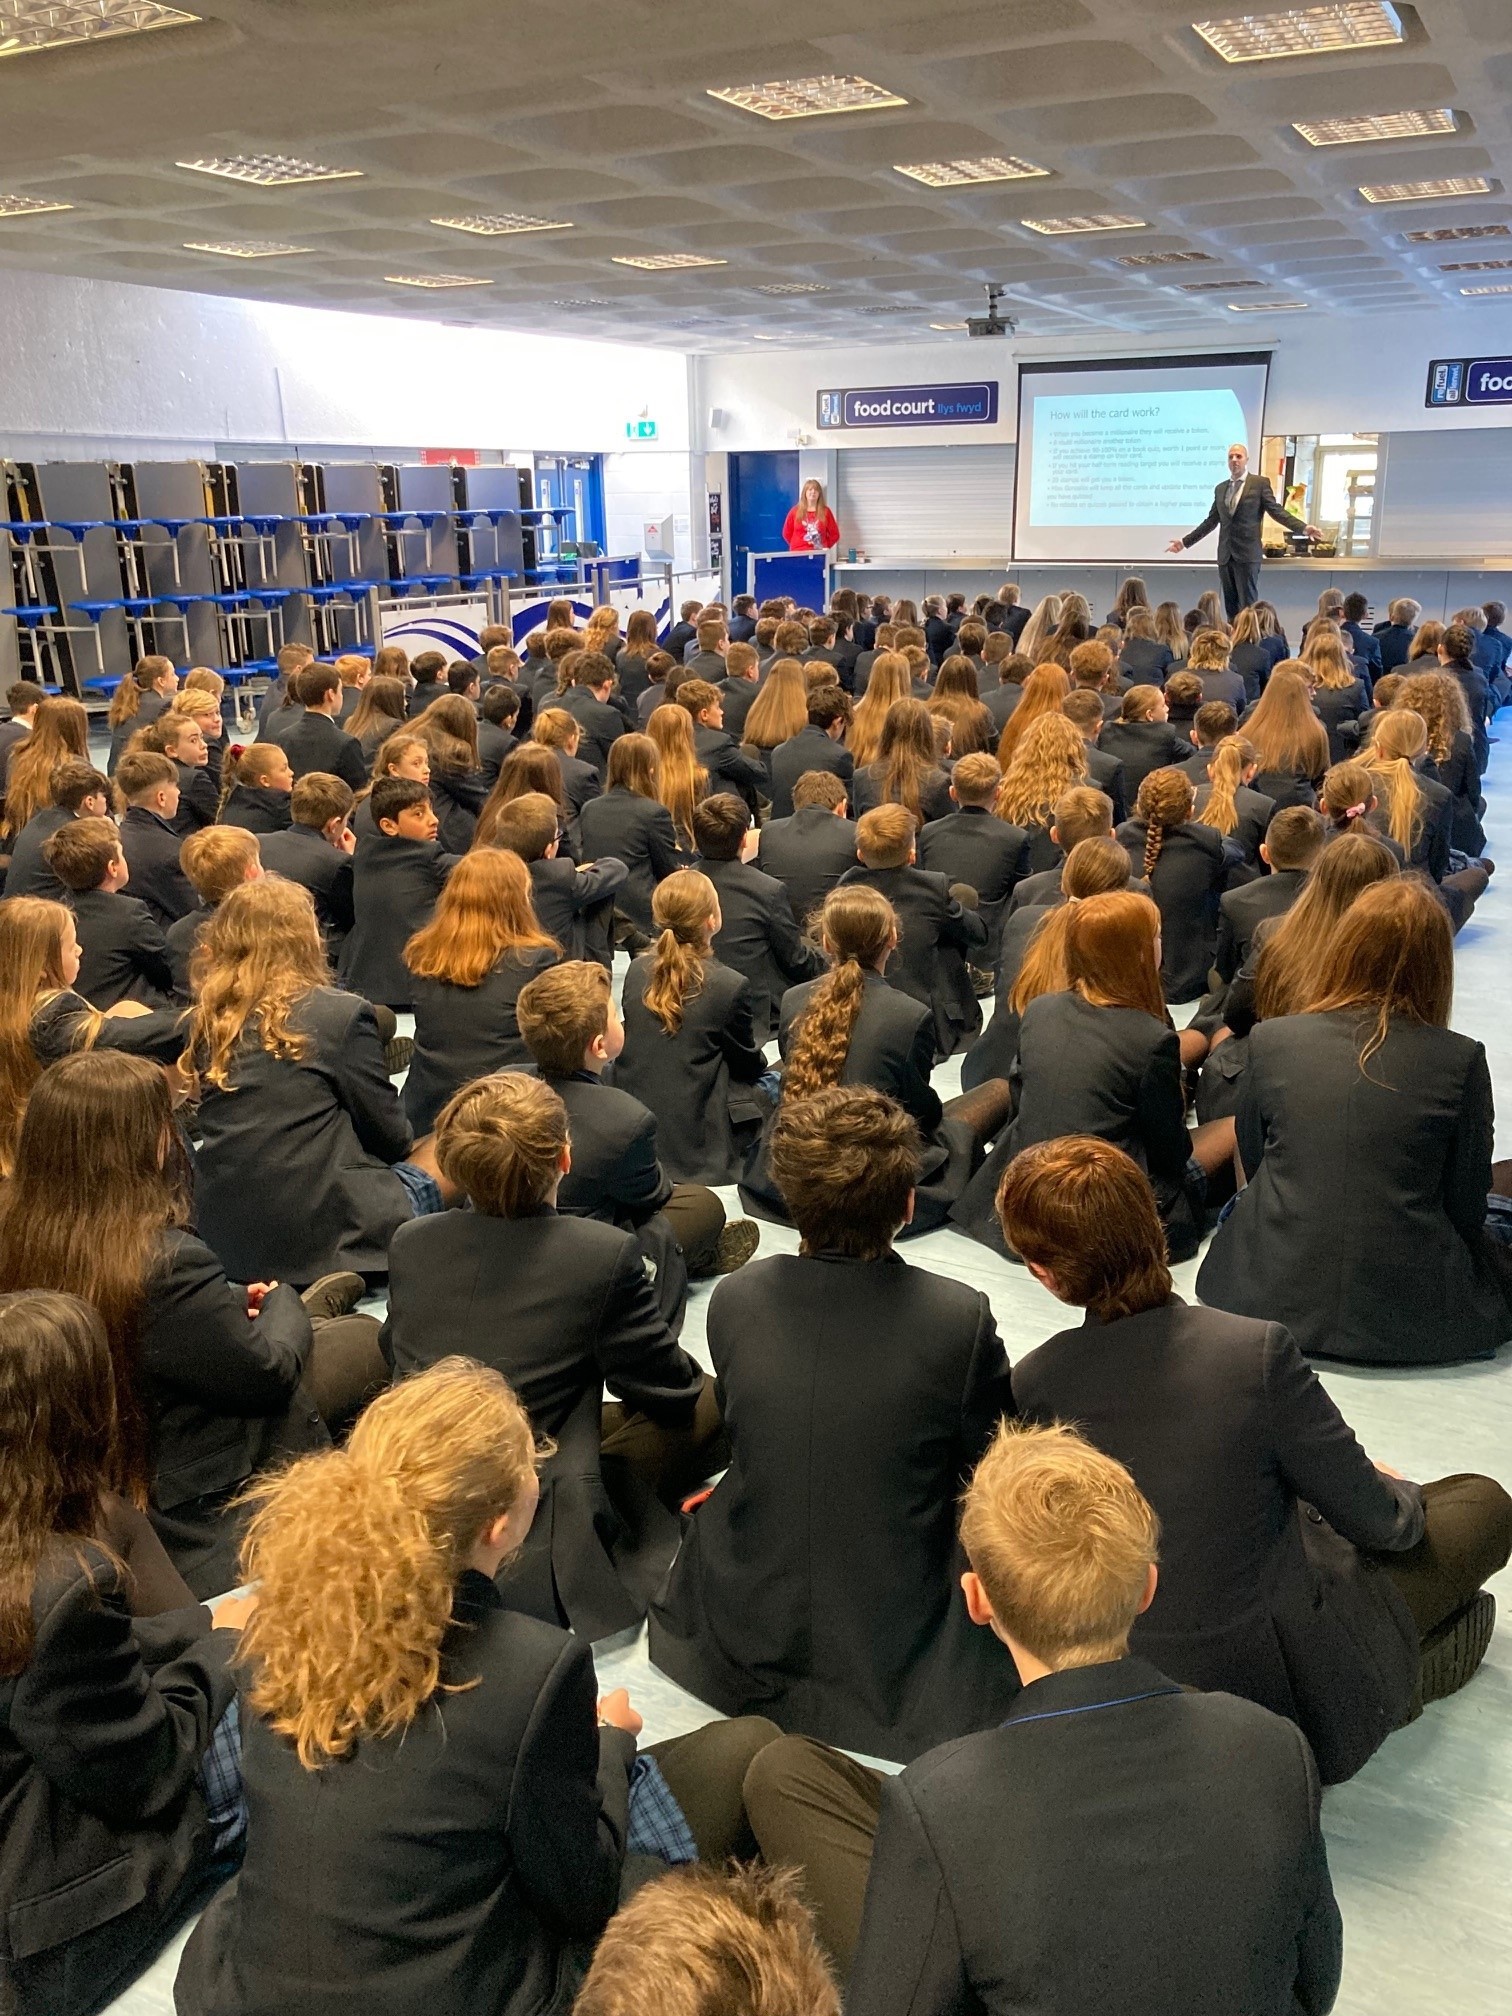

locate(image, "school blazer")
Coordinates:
577 789 682 930
117 807 199 929
107 691 170 774
1117 817 1237 1002
917 805 1030 956
1213 865 1307 983
279 709 367 791
1423 734 1485 855
850 761 953 826
650 1251 1018 1762
555 687 626 776
1193 780 1275 865
694 725 766 814
2 805 71 899
1116 636 1174 687
0 1549 234 2016
703 856 825 1038
1198 1012 1512 1367
1082 742 1128 822
766 725 854 821
192 988 414 1285
1015 1296 1424 1783
847 1654 1342 2016
383 1212 704 1641
1098 718 1192 800
1313 681 1369 764
838 862 987 1059
256 825 355 948
403 945 561 1134
428 765 490 855
613 953 767 1184
340 830 458 1009
178 1575 636 2016
68 886 174 1009
526 855 626 967
755 807 858 930
218 784 292 835
167 762 219 837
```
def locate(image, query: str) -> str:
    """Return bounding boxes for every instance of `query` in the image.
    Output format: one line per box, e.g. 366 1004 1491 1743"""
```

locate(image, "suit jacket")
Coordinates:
577 789 681 930
917 805 1030 957
1117 636 1173 687
1193 779 1274 865
1198 1012 1512 1366
278 710 367 791
340 830 458 1009
613 953 767 1183
556 686 626 775
983 680 1021 734
1313 681 1369 765
382 1212 703 1639
704 855 824 1038
1098 718 1192 801
847 1653 1342 2016
68 886 174 1009
254 700 304 748
1183 472 1307 564
850 761 953 826
256 825 355 950
2 804 71 900
1214 865 1306 983
164 908 209 1002
695 725 767 814
403 946 561 1134
1016 1295 1423 1782
177 1575 636 2016
1117 817 1236 1001
167 761 219 837
649 1250 1019 1762
766 725 854 821
553 748 603 824
717 676 762 739
1081 742 1127 822
839 862 987 1059
406 677 446 720
192 987 413 1284
1447 657 1492 768
118 806 198 928
218 784 292 835
0 1549 234 2016
1423 734 1485 855
682 648 727 684
757 807 859 929
476 717 515 787
526 855 625 967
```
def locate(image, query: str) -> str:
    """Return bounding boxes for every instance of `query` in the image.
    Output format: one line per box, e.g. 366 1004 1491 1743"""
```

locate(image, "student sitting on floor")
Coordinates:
401 846 561 1134
767 684 854 820
1117 766 1241 1003
577 732 684 936
850 698 954 827
746 1417 1346 2008
410 692 492 853
533 706 603 828
116 749 200 930
756 768 858 932
1099 685 1192 802
106 655 178 774
477 679 520 784
143 708 219 835
1179 697 1238 780
487 790 626 968
383 1074 722 1640
216 740 294 834
1004 782 1114 912
1061 688 1129 821
3 757 111 901
187 876 457 1286
175 1360 785 2016
256 771 357 957
164 824 263 999
613 870 770 1185
44 814 175 1009
693 793 825 1040
1192 734 1274 866
1212 801 1324 985
0 1290 248 2016
652 1084 1019 1764
916 752 1029 970
339 775 459 1012
677 679 767 817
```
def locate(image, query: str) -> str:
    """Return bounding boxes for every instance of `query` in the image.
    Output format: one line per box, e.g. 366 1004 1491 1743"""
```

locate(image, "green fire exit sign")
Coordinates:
625 419 659 439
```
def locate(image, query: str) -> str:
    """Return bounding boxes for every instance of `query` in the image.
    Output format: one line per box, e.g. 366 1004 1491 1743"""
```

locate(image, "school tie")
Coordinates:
1228 477 1244 513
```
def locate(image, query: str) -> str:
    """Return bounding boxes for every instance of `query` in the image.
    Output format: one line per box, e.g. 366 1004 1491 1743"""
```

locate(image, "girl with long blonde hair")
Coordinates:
1241 666 1329 800
996 712 1088 838
1252 831 1398 1022
995 662 1069 768
847 651 913 768
1361 712 1427 860
742 657 808 753
1194 735 1260 844
1015 594 1063 666
1153 600 1189 662
645 701 706 851
3 696 89 840
855 697 950 824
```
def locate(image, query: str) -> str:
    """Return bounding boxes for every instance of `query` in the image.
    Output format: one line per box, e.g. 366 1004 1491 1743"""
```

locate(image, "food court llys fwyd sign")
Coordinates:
817 381 1000 428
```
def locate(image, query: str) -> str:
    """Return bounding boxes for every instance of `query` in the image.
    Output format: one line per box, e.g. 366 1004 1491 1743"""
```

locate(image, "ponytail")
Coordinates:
1365 713 1427 854
1193 735 1253 838
216 741 286 819
1321 761 1375 834
106 657 174 729
783 885 896 1102
642 870 717 1035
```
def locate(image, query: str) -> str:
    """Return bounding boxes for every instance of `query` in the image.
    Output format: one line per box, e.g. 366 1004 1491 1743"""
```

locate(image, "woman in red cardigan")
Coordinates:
782 479 840 554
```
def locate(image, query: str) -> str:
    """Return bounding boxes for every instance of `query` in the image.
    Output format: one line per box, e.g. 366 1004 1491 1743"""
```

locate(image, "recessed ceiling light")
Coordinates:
1361 176 1494 204
0 190 74 217
176 153 363 186
0 1 198 59
1404 222 1510 242
610 252 728 269
1193 4 1404 65
1181 278 1263 290
431 213 571 236
894 156 1047 187
929 320 969 330
751 332 777 339
384 273 493 289
549 296 610 306
1117 250 1218 267
1226 299 1310 311
706 75 906 121
1439 257 1512 272
184 239 314 258
853 303 913 314
754 282 830 295
1023 214 1146 235
1295 109 1456 146
1461 283 1512 296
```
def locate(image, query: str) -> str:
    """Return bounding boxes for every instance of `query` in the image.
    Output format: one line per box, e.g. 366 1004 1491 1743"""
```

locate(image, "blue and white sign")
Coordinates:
817 380 999 429
1426 355 1512 407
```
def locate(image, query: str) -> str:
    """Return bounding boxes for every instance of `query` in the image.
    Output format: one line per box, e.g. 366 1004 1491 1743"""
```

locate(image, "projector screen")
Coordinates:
1013 352 1272 563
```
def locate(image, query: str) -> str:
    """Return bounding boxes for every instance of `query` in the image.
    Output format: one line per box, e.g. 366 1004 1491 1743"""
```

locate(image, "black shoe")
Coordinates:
1416 1591 1496 1712
301 1271 366 1320
383 1034 414 1077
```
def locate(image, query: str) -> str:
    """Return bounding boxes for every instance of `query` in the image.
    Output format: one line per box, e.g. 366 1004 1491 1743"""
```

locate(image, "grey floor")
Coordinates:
112 736 1512 2015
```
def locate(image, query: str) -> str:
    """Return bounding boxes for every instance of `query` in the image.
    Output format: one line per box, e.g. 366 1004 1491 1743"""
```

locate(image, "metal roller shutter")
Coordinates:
835 445 1017 562
1374 428 1512 560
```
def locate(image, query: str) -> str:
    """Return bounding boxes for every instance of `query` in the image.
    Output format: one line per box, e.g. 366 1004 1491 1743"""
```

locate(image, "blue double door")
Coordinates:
727 451 799 596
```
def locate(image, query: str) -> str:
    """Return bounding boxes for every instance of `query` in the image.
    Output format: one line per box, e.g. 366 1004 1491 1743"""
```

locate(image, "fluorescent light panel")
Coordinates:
1361 176 1493 203
1439 258 1512 272
754 282 830 295
1294 108 1455 146
0 190 74 216
176 153 362 186
1227 299 1310 310
929 320 968 329
1405 223 1509 242
706 75 906 121
184 239 313 258
1023 214 1145 235
895 156 1046 187
0 1 198 59
431 213 570 236
384 272 492 289
1181 278 1263 290
1117 250 1218 267
1461 283 1512 295
611 252 727 269
1194 4 1403 64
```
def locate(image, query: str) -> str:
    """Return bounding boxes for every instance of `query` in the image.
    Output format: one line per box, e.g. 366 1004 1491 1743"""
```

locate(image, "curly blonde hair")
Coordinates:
995 713 1088 828
185 877 330 1090
1395 671 1470 764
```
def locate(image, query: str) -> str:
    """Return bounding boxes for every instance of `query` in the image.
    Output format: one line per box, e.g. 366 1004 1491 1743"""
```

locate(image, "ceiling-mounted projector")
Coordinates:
967 284 1017 339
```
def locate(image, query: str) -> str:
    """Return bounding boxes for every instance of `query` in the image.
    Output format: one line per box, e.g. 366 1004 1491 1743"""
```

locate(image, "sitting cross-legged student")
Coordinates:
756 768 859 933
1002 1138 1512 1782
1061 688 1129 820
176 1360 785 2016
477 678 521 784
849 698 954 828
488 789 626 968
745 1417 1345 2007
3 758 112 901
409 693 492 853
1179 697 1238 782
216 740 294 834
1191 734 1274 867
839 804 987 1060
1362 711 1491 930
916 752 1029 969
1005 783 1115 913
254 639 314 736
767 683 855 820
383 1074 723 1640
516 960 758 1312
652 1084 1019 1764
614 870 770 1185
256 771 357 958
1117 766 1242 1002
555 650 629 776
1099 685 1192 802
150 709 220 835
401 847 561 1133
405 648 448 720
578 732 684 935
164 824 263 999
188 876 458 1286
694 793 825 1039
678 678 767 816
115 750 200 930
1198 877 1512 1367
279 663 368 791
338 774 459 1012
44 814 175 1008
0 1290 249 2016
533 706 605 829
1213 802 1325 987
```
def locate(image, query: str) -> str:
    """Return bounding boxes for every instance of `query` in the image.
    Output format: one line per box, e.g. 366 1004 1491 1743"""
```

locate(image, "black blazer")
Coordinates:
695 725 766 814
1423 733 1485 855
383 1211 704 1639
168 761 219 837
178 1574 636 2016
1098 718 1192 801
0 1548 235 2016
984 680 1021 733
847 1652 1342 2016
280 709 367 791
1083 742 1128 822
1117 636 1173 687
3 805 71 899
1015 1295 1424 1783
1198 1011 1512 1366
557 686 626 775
551 748 602 827
118 807 198 929
1117 817 1236 1001
1251 765 1321 812
423 765 488 855
704 856 825 1038
164 910 209 1000
1230 637 1272 702
1214 865 1306 983
526 855 625 967
1193 780 1274 865
218 784 292 835
755 807 858 929
766 724 854 820
839 861 987 1059
476 716 515 786
255 700 304 748
340 830 457 1010
614 952 767 1183
1313 680 1369 764
850 761 953 826
1181 473 1307 564
192 987 413 1285
107 690 170 773
917 805 1030 957
578 789 681 930
257 824 356 949
717 675 761 739
649 1250 1019 1762
68 887 174 1009
403 946 561 1134
614 650 655 707
406 676 446 719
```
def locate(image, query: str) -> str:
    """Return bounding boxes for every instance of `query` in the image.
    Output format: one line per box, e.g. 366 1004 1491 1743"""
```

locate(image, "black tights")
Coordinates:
943 1076 1014 1148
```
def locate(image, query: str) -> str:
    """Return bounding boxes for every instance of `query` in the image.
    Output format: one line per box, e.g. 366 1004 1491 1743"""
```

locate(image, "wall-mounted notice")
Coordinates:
420 448 479 465
1426 356 1512 407
817 381 999 429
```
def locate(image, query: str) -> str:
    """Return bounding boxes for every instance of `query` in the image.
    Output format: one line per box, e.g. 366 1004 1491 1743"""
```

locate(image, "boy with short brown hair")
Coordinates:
45 814 175 1008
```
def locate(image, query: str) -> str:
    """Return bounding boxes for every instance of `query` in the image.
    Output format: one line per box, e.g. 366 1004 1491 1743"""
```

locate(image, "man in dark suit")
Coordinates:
1212 804 1323 983
757 771 858 929
281 663 367 791
693 793 825 1037
767 686 854 820
1170 443 1318 619
679 681 768 816
916 754 1030 965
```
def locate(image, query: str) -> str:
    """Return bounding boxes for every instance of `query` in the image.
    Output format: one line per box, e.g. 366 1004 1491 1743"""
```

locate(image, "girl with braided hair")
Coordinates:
1118 766 1240 1002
